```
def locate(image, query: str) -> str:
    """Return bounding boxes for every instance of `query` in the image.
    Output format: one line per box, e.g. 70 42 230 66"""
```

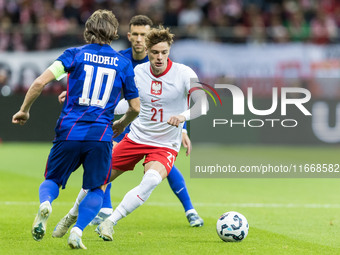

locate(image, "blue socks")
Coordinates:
167 165 194 212
74 188 104 231
102 183 112 209
39 180 105 231
39 179 59 204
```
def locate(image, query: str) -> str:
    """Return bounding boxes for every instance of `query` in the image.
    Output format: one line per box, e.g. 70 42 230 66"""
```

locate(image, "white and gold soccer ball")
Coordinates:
216 211 249 242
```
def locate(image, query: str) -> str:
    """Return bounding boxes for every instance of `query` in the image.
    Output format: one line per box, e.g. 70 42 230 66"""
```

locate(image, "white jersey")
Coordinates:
128 59 198 152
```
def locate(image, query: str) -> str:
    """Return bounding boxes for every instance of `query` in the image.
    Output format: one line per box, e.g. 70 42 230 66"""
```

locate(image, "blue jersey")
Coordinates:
119 48 149 68
55 44 138 142
113 48 149 142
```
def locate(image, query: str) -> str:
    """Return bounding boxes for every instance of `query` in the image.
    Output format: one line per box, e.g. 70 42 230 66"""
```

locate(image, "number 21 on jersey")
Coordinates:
79 64 116 108
151 108 163 122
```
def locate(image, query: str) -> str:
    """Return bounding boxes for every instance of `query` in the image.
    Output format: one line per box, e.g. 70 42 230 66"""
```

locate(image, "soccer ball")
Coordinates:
216 211 249 242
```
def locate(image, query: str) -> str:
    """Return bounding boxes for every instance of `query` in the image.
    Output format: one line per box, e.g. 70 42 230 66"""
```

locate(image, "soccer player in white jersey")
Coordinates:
94 25 208 241
91 15 203 227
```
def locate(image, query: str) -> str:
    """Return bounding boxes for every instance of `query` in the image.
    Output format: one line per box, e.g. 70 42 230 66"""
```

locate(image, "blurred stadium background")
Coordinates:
1 2 340 253
1 0 340 145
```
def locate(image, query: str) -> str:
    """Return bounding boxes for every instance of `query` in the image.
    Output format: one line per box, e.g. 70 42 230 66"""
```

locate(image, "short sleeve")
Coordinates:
122 61 139 100
57 48 77 72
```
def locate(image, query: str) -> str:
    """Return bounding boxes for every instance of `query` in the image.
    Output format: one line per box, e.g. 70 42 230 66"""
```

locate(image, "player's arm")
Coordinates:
167 70 209 127
182 131 192 156
13 61 66 125
167 89 208 127
58 91 67 104
181 121 191 155
112 60 139 136
112 97 140 138
12 69 56 125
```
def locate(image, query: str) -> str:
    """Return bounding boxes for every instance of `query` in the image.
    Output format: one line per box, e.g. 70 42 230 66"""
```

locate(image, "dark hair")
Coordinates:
129 15 153 28
145 25 174 49
84 9 119 44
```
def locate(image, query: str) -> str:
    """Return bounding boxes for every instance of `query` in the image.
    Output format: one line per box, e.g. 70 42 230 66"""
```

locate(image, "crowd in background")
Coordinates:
1 0 340 51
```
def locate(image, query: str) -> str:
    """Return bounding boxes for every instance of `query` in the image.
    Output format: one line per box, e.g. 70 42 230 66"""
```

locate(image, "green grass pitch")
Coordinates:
1 142 340 254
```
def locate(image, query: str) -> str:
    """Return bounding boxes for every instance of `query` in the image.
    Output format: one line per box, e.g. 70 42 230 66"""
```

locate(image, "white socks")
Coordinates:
108 169 162 223
69 189 88 216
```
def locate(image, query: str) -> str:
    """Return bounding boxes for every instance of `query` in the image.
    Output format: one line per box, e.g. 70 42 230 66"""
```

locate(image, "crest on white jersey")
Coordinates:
151 81 162 95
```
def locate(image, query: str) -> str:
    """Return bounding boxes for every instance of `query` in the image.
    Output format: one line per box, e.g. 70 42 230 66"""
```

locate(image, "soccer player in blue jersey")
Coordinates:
55 15 203 232
12 9 140 250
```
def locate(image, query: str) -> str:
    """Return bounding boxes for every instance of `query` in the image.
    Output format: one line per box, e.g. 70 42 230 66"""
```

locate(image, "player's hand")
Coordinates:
167 115 185 127
58 91 67 104
112 120 125 138
12 111 30 125
182 132 192 156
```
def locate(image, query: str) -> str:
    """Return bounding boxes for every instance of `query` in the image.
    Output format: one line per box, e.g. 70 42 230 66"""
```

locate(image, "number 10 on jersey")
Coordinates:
79 64 117 108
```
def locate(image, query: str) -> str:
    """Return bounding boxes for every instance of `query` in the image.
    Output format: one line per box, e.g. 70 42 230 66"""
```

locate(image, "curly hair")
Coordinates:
145 25 174 49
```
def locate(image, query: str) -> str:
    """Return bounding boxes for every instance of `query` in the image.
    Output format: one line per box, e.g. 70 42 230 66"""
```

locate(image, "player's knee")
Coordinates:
141 169 162 191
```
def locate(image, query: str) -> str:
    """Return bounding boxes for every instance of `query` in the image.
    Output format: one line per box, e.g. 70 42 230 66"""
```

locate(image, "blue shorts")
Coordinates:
44 140 112 190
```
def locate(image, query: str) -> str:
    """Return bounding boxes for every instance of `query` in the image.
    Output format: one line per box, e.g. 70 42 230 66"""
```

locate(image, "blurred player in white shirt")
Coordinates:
95 25 208 241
